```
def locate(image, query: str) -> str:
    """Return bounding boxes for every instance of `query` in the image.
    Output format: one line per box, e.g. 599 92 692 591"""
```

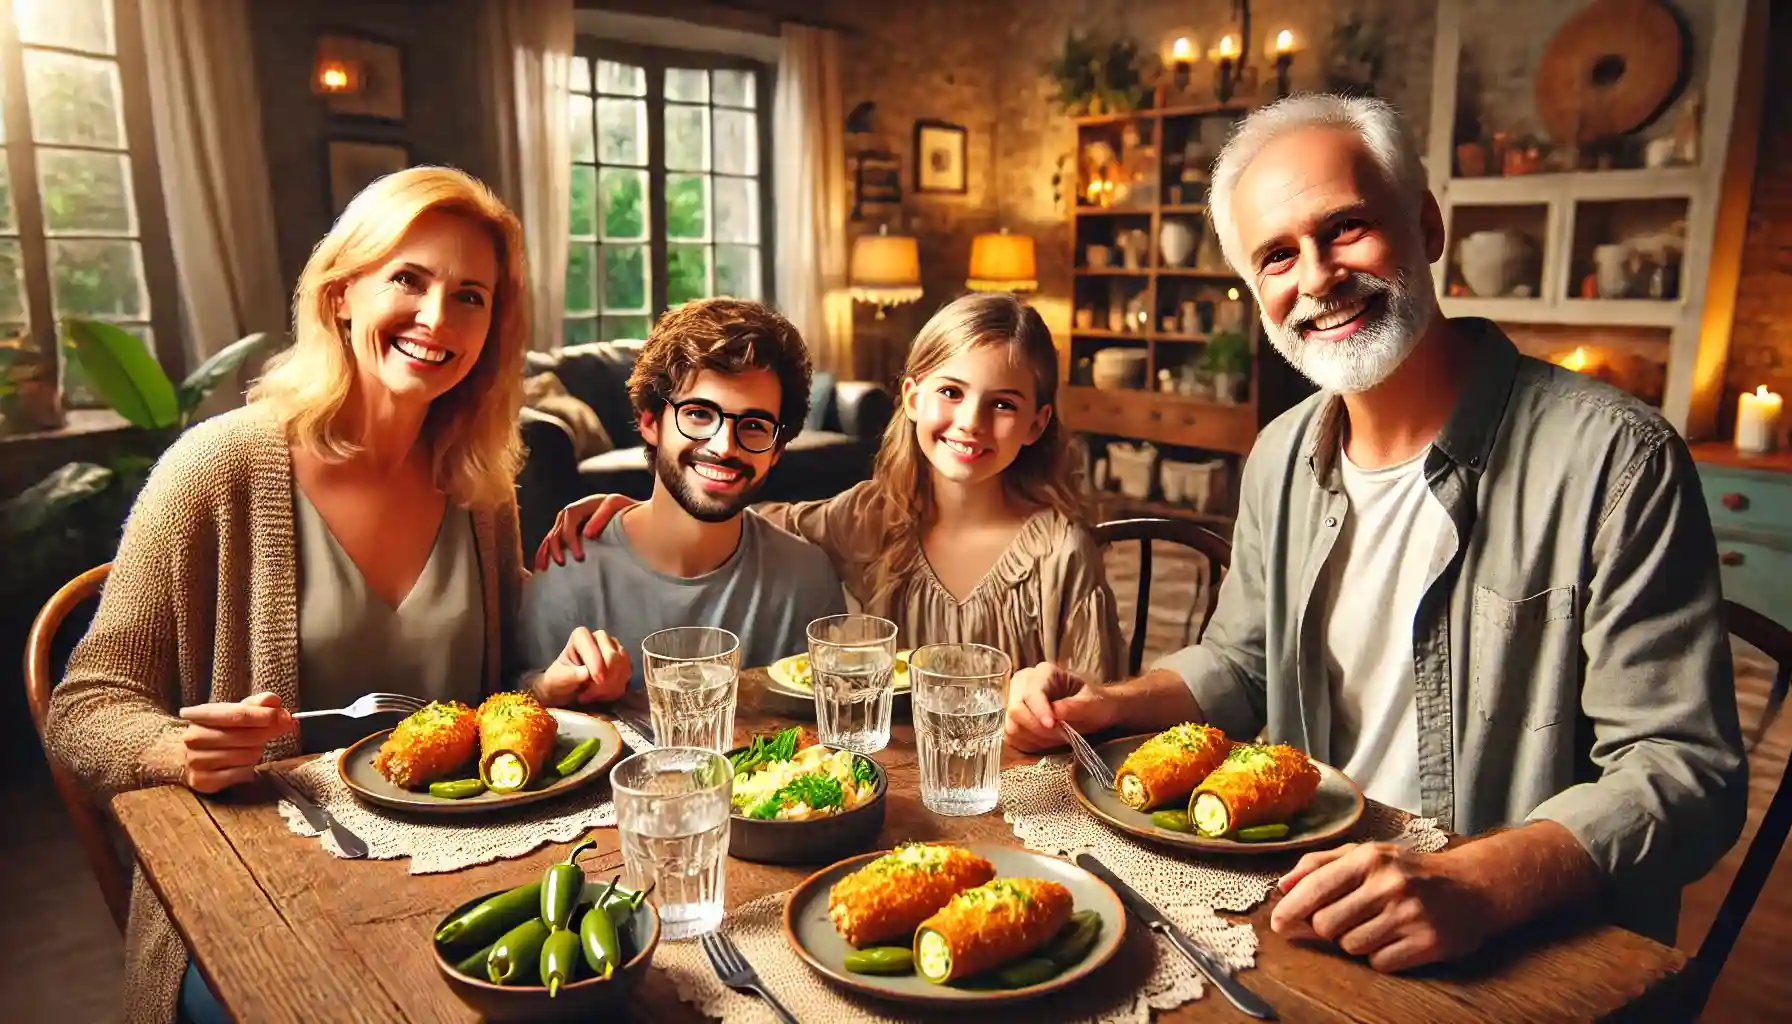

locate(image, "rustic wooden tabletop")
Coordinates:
111 670 1687 1022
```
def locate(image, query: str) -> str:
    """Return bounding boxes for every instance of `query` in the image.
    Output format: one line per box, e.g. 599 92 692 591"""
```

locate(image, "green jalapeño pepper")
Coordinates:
580 876 624 978
486 917 550 985
555 737 601 777
540 837 598 929
427 778 486 800
434 881 542 953
453 940 497 978
603 883 653 929
540 926 582 997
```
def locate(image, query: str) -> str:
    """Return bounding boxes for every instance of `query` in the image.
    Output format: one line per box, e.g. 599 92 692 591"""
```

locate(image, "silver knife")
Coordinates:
1076 853 1277 1020
264 770 368 859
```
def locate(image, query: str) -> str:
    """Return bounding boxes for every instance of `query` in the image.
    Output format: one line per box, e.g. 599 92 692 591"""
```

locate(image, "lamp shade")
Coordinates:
850 226 922 309
967 229 1038 292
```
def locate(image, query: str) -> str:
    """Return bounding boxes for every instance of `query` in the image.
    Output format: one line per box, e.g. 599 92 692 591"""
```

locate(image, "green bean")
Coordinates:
555 737 601 777
995 957 1061 988
1236 823 1290 841
843 947 914 975
1150 809 1193 832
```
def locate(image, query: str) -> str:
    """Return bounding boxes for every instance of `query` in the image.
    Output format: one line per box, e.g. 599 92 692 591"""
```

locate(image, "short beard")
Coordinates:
1261 261 1431 395
653 444 763 524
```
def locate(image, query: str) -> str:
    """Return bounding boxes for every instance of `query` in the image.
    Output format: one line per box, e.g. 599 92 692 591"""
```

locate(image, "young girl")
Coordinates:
538 292 1123 683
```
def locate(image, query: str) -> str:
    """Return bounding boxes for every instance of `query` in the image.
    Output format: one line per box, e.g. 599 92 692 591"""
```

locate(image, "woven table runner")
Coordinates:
272 718 654 873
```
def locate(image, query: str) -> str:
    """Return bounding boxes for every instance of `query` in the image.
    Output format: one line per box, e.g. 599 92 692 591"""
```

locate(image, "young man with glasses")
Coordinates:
516 298 847 702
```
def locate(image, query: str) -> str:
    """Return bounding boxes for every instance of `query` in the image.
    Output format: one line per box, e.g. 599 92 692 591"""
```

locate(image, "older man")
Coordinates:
1007 94 1745 969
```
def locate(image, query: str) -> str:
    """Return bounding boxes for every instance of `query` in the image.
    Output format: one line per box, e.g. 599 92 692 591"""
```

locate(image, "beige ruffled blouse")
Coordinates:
757 481 1125 683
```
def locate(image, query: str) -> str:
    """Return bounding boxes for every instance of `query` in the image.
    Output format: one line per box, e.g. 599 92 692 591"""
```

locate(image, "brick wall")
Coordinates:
1728 4 1792 408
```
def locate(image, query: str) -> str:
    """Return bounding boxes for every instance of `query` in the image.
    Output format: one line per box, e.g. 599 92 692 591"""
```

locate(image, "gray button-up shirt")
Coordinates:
1155 318 1747 943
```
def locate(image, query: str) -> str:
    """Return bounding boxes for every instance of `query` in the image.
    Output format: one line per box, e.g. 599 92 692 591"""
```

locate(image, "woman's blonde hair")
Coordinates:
863 292 1086 610
249 165 528 508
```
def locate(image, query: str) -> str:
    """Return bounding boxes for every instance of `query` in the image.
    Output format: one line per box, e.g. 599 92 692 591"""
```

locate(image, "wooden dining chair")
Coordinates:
1684 599 1792 1018
24 562 131 934
1093 517 1232 677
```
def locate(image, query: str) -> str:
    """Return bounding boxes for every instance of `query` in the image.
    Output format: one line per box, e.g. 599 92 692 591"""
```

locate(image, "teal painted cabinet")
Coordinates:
1697 454 1792 625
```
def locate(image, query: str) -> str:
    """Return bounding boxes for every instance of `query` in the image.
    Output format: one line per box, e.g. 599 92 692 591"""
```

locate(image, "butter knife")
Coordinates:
264 770 368 859
1076 854 1277 1020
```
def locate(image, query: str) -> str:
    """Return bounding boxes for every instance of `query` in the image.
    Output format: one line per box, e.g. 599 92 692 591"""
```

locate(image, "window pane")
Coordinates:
597 97 645 166
714 109 757 176
564 316 598 346
603 244 647 312
23 51 125 148
597 60 645 97
38 148 135 235
714 69 755 108
569 165 597 237
570 56 591 95
603 315 650 341
714 176 757 244
666 104 709 172
599 169 645 240
569 95 595 162
18 0 115 54
666 68 708 103
666 174 707 241
50 238 145 318
715 244 759 298
565 242 596 315
667 244 709 305
0 240 25 320
0 157 14 233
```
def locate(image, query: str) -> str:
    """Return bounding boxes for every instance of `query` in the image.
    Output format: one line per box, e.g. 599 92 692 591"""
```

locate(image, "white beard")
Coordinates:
1260 262 1432 395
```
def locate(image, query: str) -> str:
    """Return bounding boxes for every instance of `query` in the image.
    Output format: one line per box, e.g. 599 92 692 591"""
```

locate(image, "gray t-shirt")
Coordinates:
517 510 847 689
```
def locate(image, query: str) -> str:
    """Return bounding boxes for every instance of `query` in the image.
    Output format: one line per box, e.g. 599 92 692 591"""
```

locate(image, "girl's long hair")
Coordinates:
249 165 528 509
863 292 1087 610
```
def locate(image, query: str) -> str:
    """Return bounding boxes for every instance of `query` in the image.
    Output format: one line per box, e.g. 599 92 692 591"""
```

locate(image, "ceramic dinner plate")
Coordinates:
1071 734 1365 855
782 843 1126 1007
338 709 623 815
759 650 914 718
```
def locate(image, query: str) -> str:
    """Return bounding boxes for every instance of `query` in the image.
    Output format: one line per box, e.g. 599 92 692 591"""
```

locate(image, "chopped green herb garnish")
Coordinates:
744 770 845 820
852 755 876 786
730 726 803 776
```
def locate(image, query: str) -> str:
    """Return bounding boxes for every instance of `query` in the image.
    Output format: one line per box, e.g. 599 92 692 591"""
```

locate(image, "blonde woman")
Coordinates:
538 292 1124 684
44 166 529 1024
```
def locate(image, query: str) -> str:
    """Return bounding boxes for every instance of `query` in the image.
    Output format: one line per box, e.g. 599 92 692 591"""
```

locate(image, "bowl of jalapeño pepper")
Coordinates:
431 835 660 1022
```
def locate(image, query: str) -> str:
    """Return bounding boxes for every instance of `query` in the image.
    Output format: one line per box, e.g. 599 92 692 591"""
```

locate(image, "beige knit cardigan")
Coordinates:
42 405 525 1024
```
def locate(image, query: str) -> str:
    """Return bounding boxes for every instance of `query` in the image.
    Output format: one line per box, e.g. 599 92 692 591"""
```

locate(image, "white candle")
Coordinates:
1737 385 1783 454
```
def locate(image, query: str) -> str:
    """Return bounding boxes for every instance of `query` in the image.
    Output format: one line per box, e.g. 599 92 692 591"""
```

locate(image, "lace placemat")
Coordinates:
272 719 654 874
1002 754 1451 916
658 887 1232 1024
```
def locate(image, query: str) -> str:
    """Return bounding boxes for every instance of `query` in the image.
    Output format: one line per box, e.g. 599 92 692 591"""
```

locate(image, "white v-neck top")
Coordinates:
294 484 484 751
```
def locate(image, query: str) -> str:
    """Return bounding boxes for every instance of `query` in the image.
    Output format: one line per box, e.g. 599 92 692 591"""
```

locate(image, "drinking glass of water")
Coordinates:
642 627 740 752
806 613 899 753
611 747 731 940
910 643 1012 816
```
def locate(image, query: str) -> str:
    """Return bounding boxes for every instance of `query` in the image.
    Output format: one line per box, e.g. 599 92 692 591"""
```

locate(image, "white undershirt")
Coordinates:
1317 444 1450 814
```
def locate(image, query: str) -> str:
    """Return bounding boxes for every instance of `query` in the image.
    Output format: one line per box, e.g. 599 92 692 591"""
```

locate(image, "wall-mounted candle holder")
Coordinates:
1212 35 1239 103
1269 29 1299 99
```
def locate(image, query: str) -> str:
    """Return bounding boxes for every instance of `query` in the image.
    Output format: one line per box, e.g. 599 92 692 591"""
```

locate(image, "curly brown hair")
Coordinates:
626 298 813 455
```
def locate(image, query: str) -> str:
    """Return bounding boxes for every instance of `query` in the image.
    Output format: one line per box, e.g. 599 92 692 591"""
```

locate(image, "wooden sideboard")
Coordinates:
1692 444 1792 624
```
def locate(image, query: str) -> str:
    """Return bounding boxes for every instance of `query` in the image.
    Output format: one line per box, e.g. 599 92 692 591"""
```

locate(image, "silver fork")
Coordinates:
291 692 426 720
1061 721 1119 791
699 931 797 1024
616 711 657 747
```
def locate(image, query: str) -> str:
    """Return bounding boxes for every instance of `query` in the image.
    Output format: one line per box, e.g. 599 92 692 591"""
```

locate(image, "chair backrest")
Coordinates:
1687 599 1792 1016
1093 517 1233 677
24 563 130 934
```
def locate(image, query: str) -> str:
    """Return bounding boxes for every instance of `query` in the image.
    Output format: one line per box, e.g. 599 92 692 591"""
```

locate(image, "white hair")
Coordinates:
1207 93 1428 276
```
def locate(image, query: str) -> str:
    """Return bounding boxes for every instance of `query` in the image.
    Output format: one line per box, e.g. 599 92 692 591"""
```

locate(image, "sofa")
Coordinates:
516 341 894 553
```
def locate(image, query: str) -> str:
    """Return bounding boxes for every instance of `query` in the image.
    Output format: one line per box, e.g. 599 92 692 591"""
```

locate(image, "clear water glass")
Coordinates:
910 643 1011 816
806 613 899 753
642 627 740 753
612 746 732 940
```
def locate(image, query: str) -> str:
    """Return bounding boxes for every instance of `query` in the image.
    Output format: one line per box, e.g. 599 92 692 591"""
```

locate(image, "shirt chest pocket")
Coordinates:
1469 585 1579 730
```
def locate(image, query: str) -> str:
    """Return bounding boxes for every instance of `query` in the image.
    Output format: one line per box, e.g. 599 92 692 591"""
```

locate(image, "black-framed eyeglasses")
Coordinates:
668 398 783 453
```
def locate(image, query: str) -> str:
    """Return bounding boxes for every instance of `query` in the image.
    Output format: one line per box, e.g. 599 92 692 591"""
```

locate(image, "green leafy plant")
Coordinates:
1204 329 1251 375
1042 30 1147 116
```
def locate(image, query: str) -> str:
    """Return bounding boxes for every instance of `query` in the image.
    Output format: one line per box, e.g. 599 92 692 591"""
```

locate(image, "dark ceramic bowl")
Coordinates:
726 744 888 864
432 881 659 1023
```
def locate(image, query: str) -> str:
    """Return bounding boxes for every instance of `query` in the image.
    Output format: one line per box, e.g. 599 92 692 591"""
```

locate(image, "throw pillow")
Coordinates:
523 372 613 459
807 371 837 432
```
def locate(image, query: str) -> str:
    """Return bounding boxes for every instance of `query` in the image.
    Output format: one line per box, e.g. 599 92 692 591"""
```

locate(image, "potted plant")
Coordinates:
1203 329 1251 405
1042 30 1148 116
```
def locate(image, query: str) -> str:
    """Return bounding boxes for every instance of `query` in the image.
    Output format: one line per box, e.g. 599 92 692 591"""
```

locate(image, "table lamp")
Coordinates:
966 228 1038 292
850 225 922 320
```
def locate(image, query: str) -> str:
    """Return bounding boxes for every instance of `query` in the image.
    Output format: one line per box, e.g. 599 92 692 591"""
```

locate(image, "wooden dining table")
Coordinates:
110 670 1690 1023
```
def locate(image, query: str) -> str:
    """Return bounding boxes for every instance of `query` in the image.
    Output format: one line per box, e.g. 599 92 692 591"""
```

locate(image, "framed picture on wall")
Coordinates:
327 139 411 214
913 119 967 194
317 31 406 123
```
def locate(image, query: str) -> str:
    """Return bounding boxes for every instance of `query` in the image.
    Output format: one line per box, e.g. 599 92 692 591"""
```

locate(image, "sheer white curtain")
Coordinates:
139 0 286 380
480 0 574 351
773 24 853 376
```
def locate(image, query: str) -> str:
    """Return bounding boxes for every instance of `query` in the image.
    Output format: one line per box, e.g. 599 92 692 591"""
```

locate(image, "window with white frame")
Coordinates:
0 0 179 406
564 41 773 345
